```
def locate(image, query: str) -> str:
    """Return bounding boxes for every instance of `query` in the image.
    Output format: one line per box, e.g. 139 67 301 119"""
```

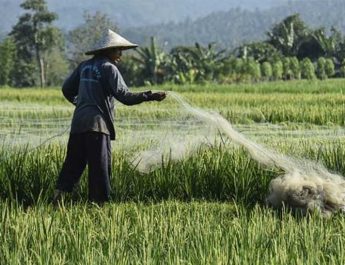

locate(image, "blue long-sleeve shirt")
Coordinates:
62 55 147 140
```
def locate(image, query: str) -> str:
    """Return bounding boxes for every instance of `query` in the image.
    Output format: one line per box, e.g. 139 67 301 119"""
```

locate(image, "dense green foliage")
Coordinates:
1 1 345 87
0 37 16 85
8 0 67 88
121 14 345 86
10 0 55 86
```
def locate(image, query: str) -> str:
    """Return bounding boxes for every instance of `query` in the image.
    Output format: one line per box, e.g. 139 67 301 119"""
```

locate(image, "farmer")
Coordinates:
53 29 166 204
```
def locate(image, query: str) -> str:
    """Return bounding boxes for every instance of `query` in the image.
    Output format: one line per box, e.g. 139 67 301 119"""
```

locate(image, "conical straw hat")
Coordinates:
85 29 138 55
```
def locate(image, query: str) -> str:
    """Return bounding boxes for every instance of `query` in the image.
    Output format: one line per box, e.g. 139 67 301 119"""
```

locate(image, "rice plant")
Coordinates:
1 80 345 264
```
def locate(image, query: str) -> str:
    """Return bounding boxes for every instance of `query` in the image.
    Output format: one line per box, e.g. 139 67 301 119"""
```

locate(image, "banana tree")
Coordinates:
267 14 308 57
132 36 167 85
234 42 281 63
296 27 342 62
169 42 226 83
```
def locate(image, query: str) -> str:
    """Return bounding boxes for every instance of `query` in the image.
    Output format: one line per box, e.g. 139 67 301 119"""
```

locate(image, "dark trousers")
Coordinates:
56 132 111 203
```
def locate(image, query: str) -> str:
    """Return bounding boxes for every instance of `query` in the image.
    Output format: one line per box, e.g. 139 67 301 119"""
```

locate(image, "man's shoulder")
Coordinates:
102 60 117 68
101 60 120 75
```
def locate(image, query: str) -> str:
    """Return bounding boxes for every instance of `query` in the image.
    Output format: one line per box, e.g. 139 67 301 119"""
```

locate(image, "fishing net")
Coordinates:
2 92 345 216
0 102 72 148
166 92 345 216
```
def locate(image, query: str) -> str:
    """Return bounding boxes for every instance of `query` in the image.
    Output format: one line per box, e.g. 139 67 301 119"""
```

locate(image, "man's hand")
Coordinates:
143 91 167 101
151 92 166 101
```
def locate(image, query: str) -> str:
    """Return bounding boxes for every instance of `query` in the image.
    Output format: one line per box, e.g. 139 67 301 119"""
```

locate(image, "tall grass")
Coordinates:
1 202 344 265
1 80 345 264
1 137 345 207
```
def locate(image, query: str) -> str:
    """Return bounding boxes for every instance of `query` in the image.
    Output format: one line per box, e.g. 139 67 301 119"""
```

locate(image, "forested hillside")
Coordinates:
0 0 282 32
2 0 343 50
124 0 345 50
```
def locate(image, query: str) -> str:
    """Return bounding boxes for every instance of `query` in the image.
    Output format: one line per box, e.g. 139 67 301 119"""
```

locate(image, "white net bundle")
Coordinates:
165 92 345 216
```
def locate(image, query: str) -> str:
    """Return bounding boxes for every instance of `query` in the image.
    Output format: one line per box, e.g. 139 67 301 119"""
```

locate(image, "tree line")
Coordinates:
0 0 344 88
124 0 345 51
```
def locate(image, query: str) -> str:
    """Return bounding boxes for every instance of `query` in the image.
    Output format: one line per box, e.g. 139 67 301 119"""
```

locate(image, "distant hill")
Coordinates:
1 0 343 52
123 0 345 51
0 0 284 33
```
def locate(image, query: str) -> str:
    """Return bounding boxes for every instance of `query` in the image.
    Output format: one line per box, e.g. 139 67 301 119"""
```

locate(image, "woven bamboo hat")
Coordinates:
85 29 138 55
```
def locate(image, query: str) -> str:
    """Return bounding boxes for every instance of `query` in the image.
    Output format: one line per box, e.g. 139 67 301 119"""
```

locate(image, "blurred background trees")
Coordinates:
67 11 119 69
9 0 64 87
0 0 343 87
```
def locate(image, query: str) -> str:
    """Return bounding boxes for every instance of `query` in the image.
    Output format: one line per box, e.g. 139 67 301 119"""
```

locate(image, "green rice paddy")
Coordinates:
1 80 345 264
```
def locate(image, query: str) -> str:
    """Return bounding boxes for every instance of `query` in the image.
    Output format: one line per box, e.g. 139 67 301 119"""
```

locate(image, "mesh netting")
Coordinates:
1 93 345 215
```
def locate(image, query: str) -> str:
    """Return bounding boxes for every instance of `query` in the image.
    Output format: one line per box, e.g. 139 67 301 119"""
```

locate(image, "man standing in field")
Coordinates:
53 29 166 204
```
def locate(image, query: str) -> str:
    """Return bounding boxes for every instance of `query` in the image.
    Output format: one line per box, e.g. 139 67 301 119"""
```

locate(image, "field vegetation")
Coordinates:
1 80 345 264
